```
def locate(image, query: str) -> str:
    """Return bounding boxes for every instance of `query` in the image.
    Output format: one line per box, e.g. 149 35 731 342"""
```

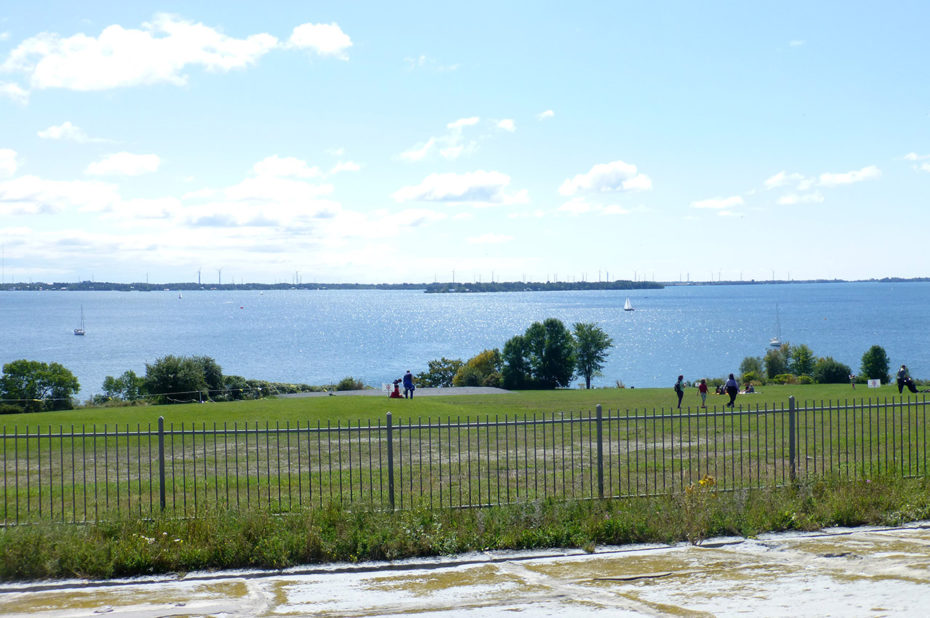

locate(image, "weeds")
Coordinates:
0 476 928 581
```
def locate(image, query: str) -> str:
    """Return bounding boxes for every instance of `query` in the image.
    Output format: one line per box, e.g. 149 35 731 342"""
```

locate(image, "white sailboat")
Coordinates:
623 297 634 312
74 306 86 336
769 304 781 347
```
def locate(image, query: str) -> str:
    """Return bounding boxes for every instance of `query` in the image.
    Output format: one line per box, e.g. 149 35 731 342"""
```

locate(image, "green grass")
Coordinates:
1 475 928 581
1 383 907 429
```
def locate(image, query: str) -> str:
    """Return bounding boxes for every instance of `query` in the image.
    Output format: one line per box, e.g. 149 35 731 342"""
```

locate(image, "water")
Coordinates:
0 282 924 398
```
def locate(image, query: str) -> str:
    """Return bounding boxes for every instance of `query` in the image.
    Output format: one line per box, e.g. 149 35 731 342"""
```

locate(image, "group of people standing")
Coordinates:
389 370 416 399
675 374 742 409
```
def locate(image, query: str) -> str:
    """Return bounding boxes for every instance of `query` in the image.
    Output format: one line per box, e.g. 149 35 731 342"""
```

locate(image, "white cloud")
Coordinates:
447 117 479 130
0 32 9 42
252 155 321 179
0 175 121 215
392 170 528 206
288 22 352 59
818 165 881 187
1 14 279 91
690 195 744 210
777 192 824 205
37 121 107 143
86 152 161 176
537 110 555 120
903 152 929 161
0 148 17 177
496 119 516 132
467 233 512 245
330 161 361 174
398 117 481 162
789 40 805 47
558 160 652 196
763 170 809 190
399 138 437 162
0 81 29 104
920 162 930 173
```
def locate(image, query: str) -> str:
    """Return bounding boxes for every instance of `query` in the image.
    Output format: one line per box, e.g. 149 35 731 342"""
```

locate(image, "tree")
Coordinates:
860 345 890 383
572 322 613 389
812 357 853 384
453 349 502 387
0 360 80 412
739 356 764 380
101 370 145 401
763 343 790 379
415 358 464 387
143 355 224 404
502 318 575 389
789 344 816 377
501 335 532 389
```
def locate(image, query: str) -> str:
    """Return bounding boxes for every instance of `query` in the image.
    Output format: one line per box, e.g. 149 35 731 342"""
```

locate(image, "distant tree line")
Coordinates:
424 281 662 294
0 356 324 413
737 343 892 386
416 318 613 390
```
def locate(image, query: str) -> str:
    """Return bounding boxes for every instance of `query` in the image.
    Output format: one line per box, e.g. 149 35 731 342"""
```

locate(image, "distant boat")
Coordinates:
178 291 183 299
769 304 782 347
74 306 86 336
623 297 634 312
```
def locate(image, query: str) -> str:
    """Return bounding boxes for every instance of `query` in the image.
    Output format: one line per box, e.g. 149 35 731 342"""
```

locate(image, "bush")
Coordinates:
860 345 890 384
336 377 366 391
812 357 853 384
771 373 798 385
797 375 814 384
741 370 762 385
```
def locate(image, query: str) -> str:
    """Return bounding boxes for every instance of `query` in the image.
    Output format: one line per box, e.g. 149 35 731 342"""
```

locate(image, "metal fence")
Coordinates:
0 396 926 524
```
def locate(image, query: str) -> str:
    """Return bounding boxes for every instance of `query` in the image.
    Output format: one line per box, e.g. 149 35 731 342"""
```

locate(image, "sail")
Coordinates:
623 298 633 311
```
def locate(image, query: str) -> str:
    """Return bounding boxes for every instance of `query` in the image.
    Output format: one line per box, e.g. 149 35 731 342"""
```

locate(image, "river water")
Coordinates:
1 522 927 616
1 281 925 397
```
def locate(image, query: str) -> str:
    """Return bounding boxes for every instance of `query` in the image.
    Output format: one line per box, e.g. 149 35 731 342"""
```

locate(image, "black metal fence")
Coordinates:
0 396 926 524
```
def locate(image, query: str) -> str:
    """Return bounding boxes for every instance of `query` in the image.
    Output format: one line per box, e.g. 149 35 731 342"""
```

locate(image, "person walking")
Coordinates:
403 370 415 399
674 375 685 408
698 378 708 408
724 373 739 408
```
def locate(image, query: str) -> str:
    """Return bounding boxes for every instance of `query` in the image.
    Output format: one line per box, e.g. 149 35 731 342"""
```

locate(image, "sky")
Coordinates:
1 1 929 285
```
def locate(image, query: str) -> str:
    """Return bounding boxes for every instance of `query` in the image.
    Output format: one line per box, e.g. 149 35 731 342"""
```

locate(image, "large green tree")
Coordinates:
812 357 853 384
572 322 613 389
453 349 502 387
764 343 790 378
101 370 145 401
789 344 816 377
143 355 224 404
0 360 80 412
502 318 576 389
860 345 890 383
415 357 464 387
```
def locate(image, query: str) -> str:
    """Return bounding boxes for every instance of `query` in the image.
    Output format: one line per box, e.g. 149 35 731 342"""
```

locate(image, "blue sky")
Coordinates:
1 2 928 284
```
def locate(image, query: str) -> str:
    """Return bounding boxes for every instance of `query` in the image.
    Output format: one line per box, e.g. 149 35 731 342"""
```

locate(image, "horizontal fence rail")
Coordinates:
0 396 927 524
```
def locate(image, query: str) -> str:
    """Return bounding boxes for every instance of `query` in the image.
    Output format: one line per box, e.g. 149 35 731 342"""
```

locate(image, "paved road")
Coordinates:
2 522 928 616
280 386 513 398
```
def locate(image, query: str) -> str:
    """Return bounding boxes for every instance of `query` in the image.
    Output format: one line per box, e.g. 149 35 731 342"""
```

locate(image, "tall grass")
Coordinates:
2 475 928 581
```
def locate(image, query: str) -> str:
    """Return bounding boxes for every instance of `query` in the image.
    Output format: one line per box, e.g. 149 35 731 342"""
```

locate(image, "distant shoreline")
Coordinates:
0 277 927 293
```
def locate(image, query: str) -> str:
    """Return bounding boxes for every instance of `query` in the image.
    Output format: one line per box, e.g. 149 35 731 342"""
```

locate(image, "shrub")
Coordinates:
335 377 366 391
797 375 814 384
771 373 798 385
812 357 853 384
741 370 762 385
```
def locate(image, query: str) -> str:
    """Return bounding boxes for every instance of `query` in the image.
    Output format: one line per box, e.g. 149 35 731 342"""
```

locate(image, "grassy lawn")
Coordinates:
0 383 899 429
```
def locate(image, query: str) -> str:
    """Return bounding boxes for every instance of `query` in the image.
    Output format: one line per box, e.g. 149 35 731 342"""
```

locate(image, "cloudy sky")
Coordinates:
1 2 928 284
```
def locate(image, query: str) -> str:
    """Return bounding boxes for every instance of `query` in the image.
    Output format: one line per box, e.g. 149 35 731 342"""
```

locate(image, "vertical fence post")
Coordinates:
158 416 166 511
788 396 796 483
386 412 395 511
596 404 604 499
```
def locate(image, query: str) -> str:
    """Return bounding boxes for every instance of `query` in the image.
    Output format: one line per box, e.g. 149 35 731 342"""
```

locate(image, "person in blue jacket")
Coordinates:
403 370 415 399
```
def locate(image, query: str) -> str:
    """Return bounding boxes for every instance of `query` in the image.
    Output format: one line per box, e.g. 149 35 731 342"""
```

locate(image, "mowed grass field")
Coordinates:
0 382 910 429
